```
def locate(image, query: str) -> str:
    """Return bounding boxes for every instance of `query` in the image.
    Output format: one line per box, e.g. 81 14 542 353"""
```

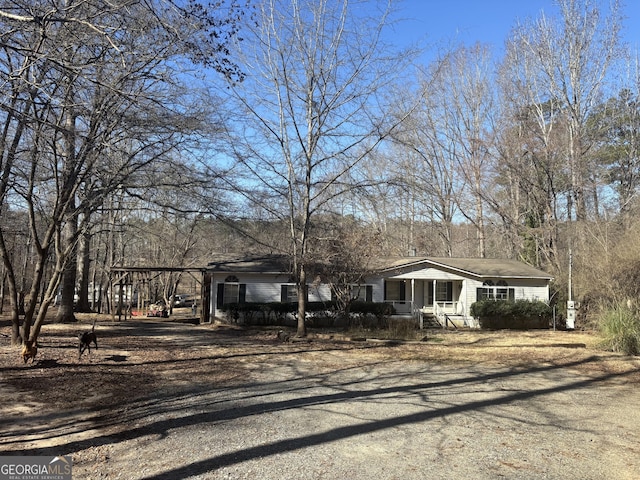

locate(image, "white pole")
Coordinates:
567 249 575 329
568 249 572 302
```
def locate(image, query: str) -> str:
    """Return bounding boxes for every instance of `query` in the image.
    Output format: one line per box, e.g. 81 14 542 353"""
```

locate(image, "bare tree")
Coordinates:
0 0 248 345
388 64 466 257
348 147 423 256
222 0 413 336
396 44 495 258
504 0 622 222
313 214 383 322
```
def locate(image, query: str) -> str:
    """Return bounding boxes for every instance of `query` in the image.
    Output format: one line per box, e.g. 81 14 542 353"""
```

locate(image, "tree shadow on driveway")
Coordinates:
136 357 638 479
3 353 638 479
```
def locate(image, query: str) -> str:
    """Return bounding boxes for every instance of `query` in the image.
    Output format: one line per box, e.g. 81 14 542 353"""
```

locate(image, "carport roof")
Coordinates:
207 254 293 274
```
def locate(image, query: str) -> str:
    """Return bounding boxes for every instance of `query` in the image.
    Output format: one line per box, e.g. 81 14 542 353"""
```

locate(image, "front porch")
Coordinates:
384 278 471 328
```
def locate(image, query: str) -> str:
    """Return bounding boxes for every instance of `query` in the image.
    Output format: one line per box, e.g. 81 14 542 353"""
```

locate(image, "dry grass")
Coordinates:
340 327 640 380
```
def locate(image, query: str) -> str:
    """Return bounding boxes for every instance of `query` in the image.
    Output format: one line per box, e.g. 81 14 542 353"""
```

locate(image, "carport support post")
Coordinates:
118 277 124 322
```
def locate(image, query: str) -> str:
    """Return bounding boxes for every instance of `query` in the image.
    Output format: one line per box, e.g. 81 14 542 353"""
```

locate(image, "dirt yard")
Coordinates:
1 314 639 479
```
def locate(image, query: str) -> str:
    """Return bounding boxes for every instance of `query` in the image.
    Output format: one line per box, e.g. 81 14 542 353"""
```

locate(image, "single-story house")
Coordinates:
205 254 553 327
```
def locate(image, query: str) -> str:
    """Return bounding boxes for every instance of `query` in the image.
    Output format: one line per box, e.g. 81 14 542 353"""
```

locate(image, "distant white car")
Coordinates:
173 294 194 307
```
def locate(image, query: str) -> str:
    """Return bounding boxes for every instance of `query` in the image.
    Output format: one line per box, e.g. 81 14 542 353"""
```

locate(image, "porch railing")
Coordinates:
419 301 459 315
388 300 466 328
385 300 412 314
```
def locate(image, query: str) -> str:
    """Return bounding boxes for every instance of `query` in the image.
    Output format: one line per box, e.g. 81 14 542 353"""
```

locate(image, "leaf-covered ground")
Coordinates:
1 314 639 479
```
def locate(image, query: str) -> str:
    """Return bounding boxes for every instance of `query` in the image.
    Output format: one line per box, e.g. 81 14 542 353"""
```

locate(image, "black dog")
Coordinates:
78 320 98 359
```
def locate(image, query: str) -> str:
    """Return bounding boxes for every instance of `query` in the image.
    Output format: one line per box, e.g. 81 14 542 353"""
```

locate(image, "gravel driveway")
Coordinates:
2 320 639 479
98 361 640 479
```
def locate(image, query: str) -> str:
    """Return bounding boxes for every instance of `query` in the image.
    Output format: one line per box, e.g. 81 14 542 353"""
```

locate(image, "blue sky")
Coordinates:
390 0 640 57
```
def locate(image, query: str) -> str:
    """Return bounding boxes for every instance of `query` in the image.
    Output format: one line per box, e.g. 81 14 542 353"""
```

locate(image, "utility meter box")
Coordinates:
566 301 576 329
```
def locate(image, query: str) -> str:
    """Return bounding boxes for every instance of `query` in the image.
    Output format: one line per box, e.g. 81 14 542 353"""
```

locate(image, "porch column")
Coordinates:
411 278 415 319
433 280 437 312
433 280 443 328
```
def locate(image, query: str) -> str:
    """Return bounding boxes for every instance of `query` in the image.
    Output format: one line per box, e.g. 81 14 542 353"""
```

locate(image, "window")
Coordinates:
496 280 509 301
384 281 405 301
281 284 298 302
330 284 373 303
476 280 515 302
435 282 453 302
281 284 312 302
477 288 493 301
351 285 373 302
477 280 494 301
223 283 239 304
216 279 245 309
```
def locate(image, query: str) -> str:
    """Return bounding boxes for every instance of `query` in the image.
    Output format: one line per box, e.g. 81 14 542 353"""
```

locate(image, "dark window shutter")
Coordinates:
366 285 373 302
239 284 246 304
508 288 515 301
216 283 224 309
428 281 434 305
281 285 287 302
476 287 483 302
399 282 406 301
383 281 387 300
446 282 453 301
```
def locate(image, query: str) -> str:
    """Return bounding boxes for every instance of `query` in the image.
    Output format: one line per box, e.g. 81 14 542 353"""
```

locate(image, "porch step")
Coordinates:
421 314 444 329
421 313 468 329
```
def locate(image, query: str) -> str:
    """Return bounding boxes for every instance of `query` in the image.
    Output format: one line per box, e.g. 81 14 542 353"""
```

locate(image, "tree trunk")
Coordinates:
76 229 92 312
2 259 21 345
56 212 78 324
296 265 307 337
0 264 4 315
56 261 77 323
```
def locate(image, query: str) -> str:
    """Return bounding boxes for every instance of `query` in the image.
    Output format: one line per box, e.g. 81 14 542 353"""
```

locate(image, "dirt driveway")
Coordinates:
1 318 640 479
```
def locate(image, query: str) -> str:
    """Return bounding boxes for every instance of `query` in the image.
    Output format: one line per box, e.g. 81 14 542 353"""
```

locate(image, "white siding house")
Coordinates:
205 255 553 327
207 256 333 320
368 257 553 327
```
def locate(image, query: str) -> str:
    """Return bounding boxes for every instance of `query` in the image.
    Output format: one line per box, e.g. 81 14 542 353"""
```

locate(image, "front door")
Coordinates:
422 280 460 314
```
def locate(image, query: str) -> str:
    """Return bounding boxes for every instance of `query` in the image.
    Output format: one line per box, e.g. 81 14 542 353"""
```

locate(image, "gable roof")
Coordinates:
207 254 553 281
375 257 553 280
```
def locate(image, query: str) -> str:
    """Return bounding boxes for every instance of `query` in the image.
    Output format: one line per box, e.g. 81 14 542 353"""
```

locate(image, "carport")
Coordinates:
109 266 210 323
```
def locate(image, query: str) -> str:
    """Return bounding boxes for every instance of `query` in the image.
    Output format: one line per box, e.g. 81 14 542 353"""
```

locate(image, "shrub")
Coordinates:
345 302 395 329
598 304 640 356
349 301 395 316
470 300 552 329
221 302 299 325
220 301 395 328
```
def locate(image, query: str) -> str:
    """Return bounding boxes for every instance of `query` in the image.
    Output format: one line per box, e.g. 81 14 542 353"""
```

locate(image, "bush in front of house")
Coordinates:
470 300 552 329
220 301 395 328
349 301 395 317
598 303 640 356
344 301 396 329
